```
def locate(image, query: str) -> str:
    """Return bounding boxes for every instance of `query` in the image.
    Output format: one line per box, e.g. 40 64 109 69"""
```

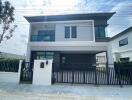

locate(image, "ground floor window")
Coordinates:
120 57 129 62
31 51 54 62
36 51 54 59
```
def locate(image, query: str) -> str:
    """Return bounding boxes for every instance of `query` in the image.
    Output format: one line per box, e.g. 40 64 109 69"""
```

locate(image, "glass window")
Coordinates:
95 26 105 38
45 52 54 59
36 30 55 41
95 27 99 37
62 56 66 64
31 35 37 41
36 52 45 60
71 26 77 38
120 57 129 62
99 27 105 37
65 26 70 38
36 51 54 60
119 38 128 47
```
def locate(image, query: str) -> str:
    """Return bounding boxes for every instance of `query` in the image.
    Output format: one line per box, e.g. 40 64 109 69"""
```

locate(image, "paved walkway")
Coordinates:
0 82 132 100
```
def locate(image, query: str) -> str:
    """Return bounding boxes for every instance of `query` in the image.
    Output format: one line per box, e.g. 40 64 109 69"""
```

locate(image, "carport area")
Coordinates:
53 51 107 71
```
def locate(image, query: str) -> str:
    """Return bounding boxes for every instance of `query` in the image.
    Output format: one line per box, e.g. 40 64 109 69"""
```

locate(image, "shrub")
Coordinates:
0 58 19 72
114 61 132 77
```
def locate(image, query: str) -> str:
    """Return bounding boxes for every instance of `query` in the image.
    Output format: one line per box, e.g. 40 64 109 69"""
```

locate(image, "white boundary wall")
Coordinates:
0 60 22 83
33 59 53 86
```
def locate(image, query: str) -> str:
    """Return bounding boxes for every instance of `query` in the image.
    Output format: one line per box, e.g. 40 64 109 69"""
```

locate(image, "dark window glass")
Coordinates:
95 27 99 37
65 26 70 38
95 26 105 38
37 30 55 41
36 51 54 59
119 38 128 47
46 52 54 59
99 27 105 37
31 30 55 42
120 57 129 62
71 26 77 38
36 52 45 59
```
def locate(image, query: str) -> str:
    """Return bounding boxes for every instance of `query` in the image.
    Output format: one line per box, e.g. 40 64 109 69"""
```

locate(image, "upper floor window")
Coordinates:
65 26 77 38
65 26 70 38
119 38 128 47
31 30 55 42
71 26 77 38
95 26 105 38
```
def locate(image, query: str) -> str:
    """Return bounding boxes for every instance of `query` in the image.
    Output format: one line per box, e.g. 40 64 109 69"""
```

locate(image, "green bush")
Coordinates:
114 61 132 77
0 58 19 72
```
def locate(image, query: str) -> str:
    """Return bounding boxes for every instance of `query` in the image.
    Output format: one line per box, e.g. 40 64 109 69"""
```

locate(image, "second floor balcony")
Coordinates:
31 30 55 42
31 34 55 42
30 22 109 42
30 35 110 42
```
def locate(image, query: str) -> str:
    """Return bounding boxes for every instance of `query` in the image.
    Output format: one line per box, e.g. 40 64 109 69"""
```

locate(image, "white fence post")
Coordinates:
107 43 114 68
18 60 23 83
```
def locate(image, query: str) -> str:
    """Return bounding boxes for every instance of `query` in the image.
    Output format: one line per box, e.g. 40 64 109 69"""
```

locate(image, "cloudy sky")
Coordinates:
0 0 132 55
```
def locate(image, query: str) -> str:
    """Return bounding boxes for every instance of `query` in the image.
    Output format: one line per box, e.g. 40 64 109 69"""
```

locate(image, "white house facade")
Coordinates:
110 26 132 62
25 13 115 71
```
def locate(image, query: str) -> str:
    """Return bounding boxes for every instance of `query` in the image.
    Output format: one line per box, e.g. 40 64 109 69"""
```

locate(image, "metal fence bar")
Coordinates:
53 65 132 86
20 61 33 83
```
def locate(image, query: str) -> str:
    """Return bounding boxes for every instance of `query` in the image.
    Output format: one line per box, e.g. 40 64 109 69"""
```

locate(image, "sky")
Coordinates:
0 0 132 55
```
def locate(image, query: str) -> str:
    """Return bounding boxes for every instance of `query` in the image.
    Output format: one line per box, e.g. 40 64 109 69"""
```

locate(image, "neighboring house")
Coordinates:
25 12 115 71
0 52 25 59
110 26 132 62
96 52 107 67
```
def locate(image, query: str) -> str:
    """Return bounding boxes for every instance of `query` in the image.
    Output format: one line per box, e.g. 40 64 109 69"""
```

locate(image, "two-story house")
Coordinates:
110 26 132 62
25 12 115 71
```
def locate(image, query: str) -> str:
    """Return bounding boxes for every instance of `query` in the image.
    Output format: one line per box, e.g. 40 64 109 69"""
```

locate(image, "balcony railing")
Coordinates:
31 35 55 42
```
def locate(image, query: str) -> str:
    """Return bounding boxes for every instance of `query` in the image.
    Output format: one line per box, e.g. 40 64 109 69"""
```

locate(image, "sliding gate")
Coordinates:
52 66 132 85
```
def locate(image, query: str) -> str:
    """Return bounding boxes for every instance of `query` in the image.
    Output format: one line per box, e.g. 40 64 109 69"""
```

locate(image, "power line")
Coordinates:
15 9 132 12
12 2 132 7
10 23 132 28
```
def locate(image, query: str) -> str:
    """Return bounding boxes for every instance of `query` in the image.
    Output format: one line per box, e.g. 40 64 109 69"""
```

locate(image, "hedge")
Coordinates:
114 61 132 77
0 58 19 72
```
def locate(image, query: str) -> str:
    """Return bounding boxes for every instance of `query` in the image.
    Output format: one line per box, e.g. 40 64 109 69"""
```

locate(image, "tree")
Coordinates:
0 0 17 44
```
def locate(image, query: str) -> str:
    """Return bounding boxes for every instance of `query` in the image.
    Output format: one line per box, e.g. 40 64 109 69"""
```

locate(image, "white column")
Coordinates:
18 60 23 83
26 24 32 62
26 43 31 62
107 43 114 68
114 53 120 62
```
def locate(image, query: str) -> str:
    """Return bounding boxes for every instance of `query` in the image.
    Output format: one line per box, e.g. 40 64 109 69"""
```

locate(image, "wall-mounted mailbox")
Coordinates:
40 62 44 68
46 60 48 65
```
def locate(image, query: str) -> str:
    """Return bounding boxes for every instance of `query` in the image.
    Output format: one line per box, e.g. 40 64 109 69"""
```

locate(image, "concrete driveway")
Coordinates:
0 82 132 100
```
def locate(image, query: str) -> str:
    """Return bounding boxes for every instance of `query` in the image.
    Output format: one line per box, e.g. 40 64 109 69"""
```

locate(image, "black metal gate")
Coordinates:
52 66 132 86
20 61 33 83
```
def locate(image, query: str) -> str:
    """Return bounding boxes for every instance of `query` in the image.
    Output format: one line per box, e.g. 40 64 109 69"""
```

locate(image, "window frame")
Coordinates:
65 26 70 38
95 26 106 38
71 26 77 38
35 30 55 42
36 51 54 60
120 57 129 62
65 26 77 39
119 37 128 47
